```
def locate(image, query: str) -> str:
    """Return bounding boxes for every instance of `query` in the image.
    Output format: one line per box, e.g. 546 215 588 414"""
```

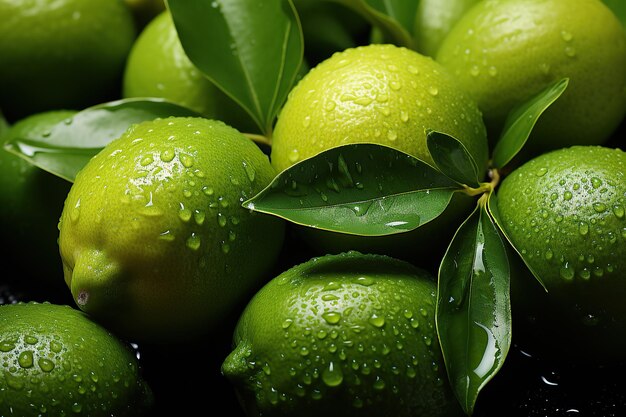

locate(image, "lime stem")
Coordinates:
462 168 501 197
244 133 272 147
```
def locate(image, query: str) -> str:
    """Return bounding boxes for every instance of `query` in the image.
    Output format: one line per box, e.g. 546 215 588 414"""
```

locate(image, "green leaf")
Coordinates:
603 0 626 27
335 0 418 47
427 130 481 188
0 110 9 139
3 98 201 182
245 143 460 236
167 0 304 135
436 197 511 415
492 78 569 169
486 192 547 291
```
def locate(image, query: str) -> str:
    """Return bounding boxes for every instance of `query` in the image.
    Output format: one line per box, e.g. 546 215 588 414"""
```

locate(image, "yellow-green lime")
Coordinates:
0 110 75 294
0 302 152 416
58 117 285 343
0 0 136 122
271 43 488 173
222 251 462 417
122 10 258 134
269 43 486 261
436 0 626 155
497 146 626 363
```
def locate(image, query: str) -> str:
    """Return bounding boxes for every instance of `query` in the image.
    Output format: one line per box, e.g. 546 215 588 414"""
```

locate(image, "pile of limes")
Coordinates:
0 0 624 416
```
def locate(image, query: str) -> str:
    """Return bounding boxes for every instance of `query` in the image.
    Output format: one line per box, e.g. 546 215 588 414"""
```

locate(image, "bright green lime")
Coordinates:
0 302 152 416
222 251 462 417
0 0 136 121
497 146 626 363
58 117 285 342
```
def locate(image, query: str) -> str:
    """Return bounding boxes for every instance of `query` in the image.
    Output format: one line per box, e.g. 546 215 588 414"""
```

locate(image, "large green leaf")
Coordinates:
335 0 418 47
0 110 9 139
427 130 481 188
491 78 569 169
244 143 460 236
167 0 303 135
436 197 511 415
487 192 547 291
3 98 201 182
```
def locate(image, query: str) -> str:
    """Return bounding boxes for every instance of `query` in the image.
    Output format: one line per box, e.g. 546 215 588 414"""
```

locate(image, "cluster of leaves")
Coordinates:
4 0 617 414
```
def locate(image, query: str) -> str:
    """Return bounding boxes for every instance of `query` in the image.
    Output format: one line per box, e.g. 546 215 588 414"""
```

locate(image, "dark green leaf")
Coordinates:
245 143 460 236
427 130 480 188
3 98 201 182
436 198 511 415
487 192 547 291
603 0 626 27
335 0 417 47
167 0 303 135
492 78 569 169
0 110 9 139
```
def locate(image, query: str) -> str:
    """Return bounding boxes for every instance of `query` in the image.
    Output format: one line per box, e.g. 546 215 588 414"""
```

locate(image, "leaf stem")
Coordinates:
244 133 272 147
462 168 501 197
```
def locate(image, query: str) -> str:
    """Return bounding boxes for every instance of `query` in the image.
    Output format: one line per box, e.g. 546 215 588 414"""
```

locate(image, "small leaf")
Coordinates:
487 192 547 291
436 197 511 415
245 143 460 236
492 78 569 169
167 0 304 135
3 98 201 182
427 130 481 187
335 0 417 47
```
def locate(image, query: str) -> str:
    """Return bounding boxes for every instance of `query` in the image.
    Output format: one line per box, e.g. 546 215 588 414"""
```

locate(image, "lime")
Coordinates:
436 0 626 155
123 10 259 134
0 302 152 416
0 0 136 122
58 117 285 342
222 251 462 417
0 110 75 296
497 146 626 363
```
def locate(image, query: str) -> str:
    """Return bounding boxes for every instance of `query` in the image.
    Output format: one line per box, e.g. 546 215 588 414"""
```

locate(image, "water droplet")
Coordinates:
221 242 231 254
321 294 339 301
324 101 336 111
24 335 38 345
18 351 34 368
193 210 206 225
322 312 341 325
242 162 256 182
354 96 373 106
564 191 573 200
161 151 174 164
38 358 55 372
578 221 589 236
428 86 439 96
559 263 575 281
561 30 573 42
180 154 194 167
612 204 624 219
590 177 602 189
186 233 201 250
71 403 82 413
579 268 591 280
564 46 576 57
373 377 386 390
368 314 385 328
0 341 15 352
178 206 192 222
218 213 227 227
400 111 409 122
288 149 300 163
488 66 498 77
355 276 375 286
299 346 310 356
406 366 416 378
470 66 480 77
322 362 343 387
282 319 293 329
387 130 397 141
544 249 554 260
535 167 548 177
592 202 607 213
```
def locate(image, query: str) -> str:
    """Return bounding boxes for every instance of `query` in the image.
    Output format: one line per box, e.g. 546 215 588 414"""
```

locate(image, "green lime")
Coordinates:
58 117 285 342
222 251 462 417
436 0 626 155
0 0 136 122
0 110 75 295
0 302 152 416
497 146 626 363
122 10 259 134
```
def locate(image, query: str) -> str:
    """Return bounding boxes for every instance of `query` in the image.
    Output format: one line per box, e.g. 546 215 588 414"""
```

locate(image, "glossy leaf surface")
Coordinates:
492 78 569 169
427 130 481 188
436 198 512 415
245 143 460 236
167 0 303 134
3 98 200 182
